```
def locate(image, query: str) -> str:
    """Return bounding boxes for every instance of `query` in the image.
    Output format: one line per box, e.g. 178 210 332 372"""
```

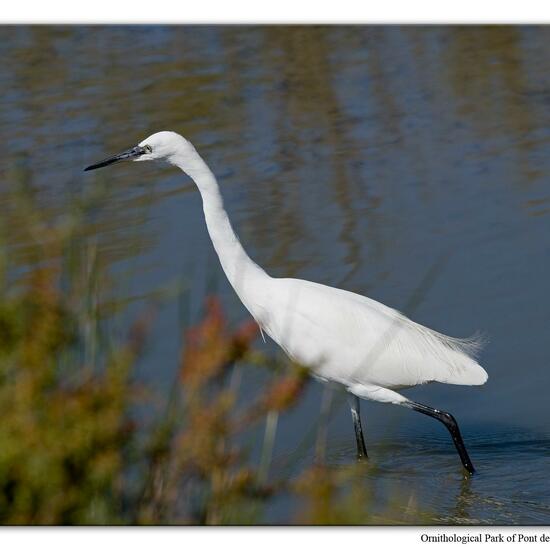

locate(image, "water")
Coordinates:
1 25 549 524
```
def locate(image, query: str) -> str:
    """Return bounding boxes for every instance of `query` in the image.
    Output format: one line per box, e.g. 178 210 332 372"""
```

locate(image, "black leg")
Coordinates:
407 401 476 475
348 395 368 459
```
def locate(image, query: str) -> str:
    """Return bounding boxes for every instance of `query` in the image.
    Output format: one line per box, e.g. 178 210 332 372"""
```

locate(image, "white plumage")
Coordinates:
85 130 488 474
258 278 487 399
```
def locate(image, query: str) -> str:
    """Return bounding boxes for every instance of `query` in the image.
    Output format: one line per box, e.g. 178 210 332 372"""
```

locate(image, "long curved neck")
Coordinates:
171 143 270 310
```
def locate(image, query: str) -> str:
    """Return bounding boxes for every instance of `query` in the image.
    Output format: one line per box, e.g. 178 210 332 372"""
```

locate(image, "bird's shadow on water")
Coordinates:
319 424 550 524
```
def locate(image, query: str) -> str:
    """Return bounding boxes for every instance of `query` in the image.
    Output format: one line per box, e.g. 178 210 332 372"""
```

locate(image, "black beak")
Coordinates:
84 145 147 171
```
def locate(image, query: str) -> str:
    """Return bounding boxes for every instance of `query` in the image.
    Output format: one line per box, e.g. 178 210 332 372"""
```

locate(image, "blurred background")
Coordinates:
0 25 549 524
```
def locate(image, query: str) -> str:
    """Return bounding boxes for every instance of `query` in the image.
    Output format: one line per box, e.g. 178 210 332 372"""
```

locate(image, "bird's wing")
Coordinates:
262 278 488 389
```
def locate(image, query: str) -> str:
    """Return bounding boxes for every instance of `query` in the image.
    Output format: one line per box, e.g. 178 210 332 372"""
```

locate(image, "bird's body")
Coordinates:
85 130 488 474
246 276 486 400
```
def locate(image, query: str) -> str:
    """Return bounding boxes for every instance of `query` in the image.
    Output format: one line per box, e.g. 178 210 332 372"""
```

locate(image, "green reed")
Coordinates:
0 174 427 525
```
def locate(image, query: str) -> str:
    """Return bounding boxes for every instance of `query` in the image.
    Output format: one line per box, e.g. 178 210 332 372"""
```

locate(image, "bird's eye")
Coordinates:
144 145 152 153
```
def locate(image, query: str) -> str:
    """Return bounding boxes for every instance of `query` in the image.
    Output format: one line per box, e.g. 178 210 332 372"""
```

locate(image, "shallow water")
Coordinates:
1 25 549 524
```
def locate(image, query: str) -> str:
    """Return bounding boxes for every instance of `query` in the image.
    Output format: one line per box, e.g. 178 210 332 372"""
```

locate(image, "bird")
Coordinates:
85 131 488 474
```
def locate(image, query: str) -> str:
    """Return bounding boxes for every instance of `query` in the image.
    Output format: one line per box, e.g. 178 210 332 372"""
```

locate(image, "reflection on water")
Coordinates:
1 25 550 524
322 426 550 525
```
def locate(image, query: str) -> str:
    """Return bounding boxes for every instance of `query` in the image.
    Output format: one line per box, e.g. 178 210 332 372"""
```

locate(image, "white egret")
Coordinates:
85 131 488 474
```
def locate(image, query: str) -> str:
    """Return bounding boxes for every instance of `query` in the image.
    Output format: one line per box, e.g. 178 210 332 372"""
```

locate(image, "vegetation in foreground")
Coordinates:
0 177 426 525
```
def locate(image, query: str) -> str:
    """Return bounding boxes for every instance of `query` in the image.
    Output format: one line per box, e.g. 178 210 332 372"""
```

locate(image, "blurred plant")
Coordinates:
136 297 309 525
0 170 427 525
0 261 139 523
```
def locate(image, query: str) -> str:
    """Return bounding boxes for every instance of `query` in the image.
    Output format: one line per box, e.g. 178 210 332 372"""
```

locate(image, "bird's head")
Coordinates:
84 131 191 171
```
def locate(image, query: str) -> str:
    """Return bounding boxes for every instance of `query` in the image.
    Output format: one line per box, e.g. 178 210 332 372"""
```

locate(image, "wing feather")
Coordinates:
263 278 488 389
